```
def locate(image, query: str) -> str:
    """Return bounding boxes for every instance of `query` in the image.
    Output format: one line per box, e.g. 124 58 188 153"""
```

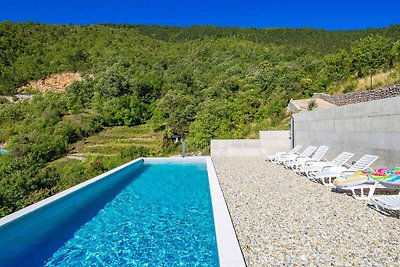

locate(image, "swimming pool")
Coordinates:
0 158 232 266
0 157 245 267
0 149 8 155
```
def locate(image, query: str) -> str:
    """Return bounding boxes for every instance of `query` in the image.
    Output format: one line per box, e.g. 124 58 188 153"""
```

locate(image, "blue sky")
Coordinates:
1 0 399 30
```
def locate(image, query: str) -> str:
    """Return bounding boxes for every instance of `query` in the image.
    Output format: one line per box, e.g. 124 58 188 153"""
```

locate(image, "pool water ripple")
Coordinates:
43 162 219 266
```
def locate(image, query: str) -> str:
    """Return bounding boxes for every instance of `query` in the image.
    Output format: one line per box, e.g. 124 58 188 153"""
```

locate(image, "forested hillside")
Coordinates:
129 24 400 54
1 22 400 216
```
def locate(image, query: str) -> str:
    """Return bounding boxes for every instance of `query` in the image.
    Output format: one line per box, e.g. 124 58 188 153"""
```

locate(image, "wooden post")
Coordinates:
370 72 373 90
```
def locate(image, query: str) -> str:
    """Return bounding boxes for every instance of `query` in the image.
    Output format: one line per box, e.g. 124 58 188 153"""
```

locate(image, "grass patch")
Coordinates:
329 69 400 94
354 70 400 91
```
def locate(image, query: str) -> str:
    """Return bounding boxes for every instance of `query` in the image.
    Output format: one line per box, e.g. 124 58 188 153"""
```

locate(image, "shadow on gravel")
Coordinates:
330 187 353 197
367 204 400 218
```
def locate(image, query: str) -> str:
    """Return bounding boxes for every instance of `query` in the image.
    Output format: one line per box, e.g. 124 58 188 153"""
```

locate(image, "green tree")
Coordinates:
151 90 197 141
393 40 400 65
95 66 131 97
324 50 351 82
352 35 394 88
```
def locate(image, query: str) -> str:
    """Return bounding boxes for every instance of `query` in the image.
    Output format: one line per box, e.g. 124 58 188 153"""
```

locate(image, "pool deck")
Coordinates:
212 157 400 266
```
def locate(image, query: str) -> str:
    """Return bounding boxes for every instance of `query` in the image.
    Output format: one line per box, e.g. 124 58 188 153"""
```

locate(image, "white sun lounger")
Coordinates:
266 145 302 162
285 145 329 170
311 154 379 186
336 179 400 201
297 152 354 178
335 181 390 200
277 146 317 165
371 190 400 211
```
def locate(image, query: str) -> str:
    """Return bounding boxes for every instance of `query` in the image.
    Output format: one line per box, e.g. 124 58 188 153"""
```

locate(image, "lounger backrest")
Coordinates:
331 152 354 167
349 155 379 170
310 146 329 161
300 146 317 158
289 145 303 155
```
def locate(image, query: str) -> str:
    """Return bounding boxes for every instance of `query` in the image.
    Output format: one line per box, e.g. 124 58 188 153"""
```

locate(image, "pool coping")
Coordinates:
205 157 246 267
0 156 245 266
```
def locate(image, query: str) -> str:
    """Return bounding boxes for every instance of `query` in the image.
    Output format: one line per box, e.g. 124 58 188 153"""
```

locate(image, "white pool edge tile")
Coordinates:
144 156 207 163
206 157 246 267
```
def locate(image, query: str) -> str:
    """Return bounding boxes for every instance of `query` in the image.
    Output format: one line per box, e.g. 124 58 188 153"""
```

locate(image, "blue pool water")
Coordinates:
0 160 219 266
0 149 8 154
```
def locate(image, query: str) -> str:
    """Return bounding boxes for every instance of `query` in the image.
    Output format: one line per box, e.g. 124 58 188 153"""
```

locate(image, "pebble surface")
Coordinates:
212 157 400 267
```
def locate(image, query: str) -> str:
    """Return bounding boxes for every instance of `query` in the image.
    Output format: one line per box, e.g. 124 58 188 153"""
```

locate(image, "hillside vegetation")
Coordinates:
129 24 400 54
0 22 400 216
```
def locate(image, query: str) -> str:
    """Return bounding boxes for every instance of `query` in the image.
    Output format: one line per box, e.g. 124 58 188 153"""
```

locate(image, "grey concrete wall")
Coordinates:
211 140 260 157
259 131 291 156
293 96 400 168
211 131 291 157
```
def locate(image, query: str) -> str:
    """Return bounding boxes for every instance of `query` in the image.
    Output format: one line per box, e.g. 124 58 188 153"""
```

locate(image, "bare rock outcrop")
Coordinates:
19 72 83 93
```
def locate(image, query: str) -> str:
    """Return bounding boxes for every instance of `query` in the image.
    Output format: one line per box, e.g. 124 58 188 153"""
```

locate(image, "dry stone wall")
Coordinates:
314 84 400 106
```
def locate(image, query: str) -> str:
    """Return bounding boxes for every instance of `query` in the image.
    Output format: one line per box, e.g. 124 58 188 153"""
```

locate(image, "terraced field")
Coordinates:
69 125 162 158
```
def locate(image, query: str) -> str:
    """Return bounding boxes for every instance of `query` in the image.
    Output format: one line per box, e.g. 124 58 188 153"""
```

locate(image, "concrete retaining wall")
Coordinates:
293 96 400 167
211 131 291 157
259 131 291 156
210 140 260 157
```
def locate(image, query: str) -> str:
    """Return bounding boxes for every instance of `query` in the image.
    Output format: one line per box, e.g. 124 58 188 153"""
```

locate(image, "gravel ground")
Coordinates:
212 157 400 267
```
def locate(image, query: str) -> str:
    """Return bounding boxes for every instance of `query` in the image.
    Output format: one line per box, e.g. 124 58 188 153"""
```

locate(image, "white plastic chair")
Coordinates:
277 146 317 165
266 145 302 162
311 154 379 186
298 152 354 178
285 145 329 170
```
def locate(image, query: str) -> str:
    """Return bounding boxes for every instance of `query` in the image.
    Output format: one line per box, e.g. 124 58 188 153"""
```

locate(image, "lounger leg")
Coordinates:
321 176 334 187
367 186 377 199
290 165 296 171
294 168 303 174
307 172 315 180
351 185 376 201
374 202 381 211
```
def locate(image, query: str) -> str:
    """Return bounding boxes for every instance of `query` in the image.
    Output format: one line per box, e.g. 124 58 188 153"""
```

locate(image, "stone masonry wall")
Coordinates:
314 84 400 106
